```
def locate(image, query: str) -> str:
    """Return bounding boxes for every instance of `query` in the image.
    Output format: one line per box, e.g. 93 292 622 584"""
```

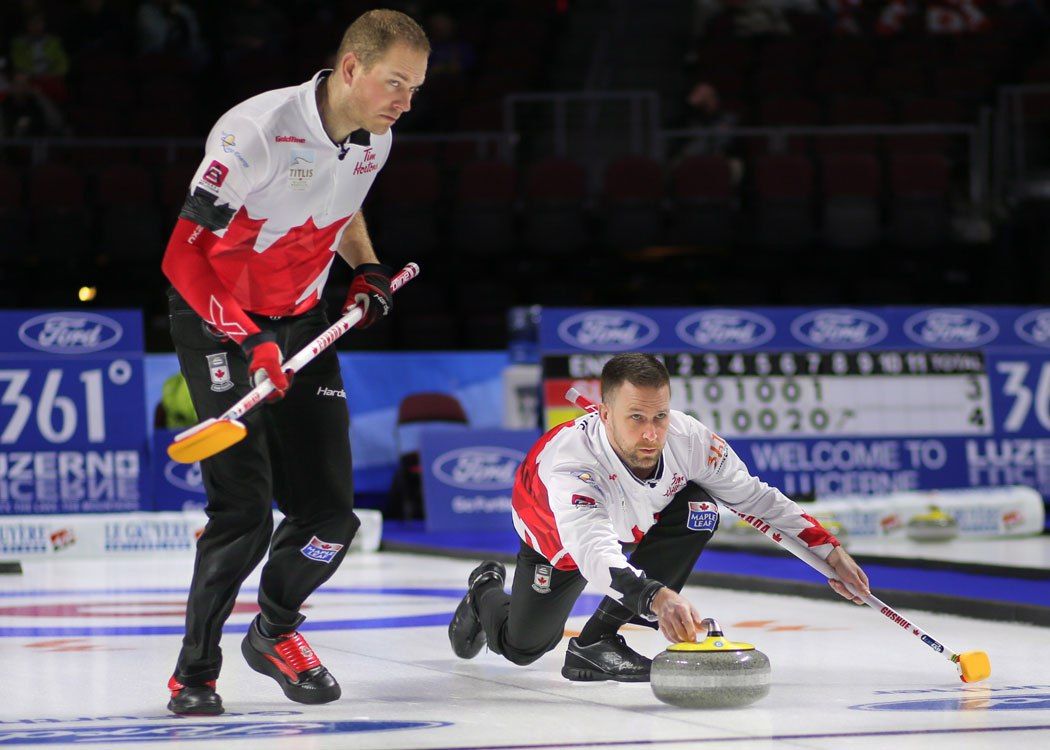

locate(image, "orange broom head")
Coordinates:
167 419 247 464
958 651 991 683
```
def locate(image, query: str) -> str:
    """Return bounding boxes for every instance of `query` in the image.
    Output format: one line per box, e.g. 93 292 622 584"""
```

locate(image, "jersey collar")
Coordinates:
303 70 372 152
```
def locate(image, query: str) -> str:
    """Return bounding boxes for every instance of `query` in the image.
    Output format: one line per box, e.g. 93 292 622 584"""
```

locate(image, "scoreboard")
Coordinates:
547 349 993 438
541 307 1050 526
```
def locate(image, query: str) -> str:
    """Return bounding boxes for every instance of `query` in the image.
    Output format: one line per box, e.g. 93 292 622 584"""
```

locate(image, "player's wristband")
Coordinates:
638 580 666 620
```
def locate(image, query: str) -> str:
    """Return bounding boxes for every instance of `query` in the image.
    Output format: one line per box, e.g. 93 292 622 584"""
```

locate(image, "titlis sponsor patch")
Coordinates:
289 149 316 191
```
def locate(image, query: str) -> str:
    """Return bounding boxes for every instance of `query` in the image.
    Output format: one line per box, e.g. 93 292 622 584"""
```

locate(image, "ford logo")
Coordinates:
17 312 123 354
791 309 888 349
557 310 659 351
675 309 775 351
1015 309 1050 347
432 447 524 490
163 460 206 493
904 309 999 348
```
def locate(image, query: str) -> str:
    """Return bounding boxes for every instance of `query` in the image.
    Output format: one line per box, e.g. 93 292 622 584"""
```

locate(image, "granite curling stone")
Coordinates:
906 505 959 542
650 618 771 709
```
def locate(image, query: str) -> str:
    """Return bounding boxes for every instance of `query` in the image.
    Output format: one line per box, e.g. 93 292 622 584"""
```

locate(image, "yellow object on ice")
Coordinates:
957 650 992 683
669 636 756 653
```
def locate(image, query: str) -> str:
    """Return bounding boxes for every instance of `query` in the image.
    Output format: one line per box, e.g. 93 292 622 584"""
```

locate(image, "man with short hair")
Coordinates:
161 9 429 715
449 353 870 681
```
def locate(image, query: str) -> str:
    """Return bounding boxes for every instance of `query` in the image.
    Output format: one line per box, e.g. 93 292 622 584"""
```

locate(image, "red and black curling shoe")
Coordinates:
241 616 341 704
167 676 224 715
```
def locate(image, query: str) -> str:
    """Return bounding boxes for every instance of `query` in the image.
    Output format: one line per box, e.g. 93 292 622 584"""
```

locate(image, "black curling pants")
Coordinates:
167 290 358 685
475 482 718 666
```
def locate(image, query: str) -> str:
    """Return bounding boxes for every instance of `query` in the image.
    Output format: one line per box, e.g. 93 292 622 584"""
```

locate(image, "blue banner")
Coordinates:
540 307 1050 353
0 310 148 514
540 306 1050 530
151 430 208 512
421 428 539 532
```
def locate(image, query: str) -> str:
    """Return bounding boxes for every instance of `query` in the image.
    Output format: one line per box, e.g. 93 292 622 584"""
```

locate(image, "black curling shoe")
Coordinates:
562 634 652 682
167 676 224 715
448 561 506 659
241 616 341 704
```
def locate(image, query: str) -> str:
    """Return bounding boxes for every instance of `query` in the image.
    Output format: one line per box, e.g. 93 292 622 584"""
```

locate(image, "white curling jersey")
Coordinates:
512 410 839 609
177 70 391 316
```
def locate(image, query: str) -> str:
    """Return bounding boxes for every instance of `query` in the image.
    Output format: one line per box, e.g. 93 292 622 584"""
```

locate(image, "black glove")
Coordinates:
345 263 393 328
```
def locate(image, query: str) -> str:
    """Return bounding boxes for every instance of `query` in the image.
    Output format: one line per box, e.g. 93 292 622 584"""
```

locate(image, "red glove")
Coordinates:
243 332 291 400
344 263 393 328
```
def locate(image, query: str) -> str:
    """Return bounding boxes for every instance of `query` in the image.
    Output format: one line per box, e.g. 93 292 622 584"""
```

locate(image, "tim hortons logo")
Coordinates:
664 472 685 497
353 148 378 175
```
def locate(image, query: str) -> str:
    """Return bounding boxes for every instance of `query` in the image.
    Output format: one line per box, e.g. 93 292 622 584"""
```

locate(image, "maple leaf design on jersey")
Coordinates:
210 208 353 313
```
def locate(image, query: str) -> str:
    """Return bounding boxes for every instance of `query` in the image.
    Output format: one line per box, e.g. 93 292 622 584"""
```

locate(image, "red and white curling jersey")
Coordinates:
512 410 839 610
162 70 390 341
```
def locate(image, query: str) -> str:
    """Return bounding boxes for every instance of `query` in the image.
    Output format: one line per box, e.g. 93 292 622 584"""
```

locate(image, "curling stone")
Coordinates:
650 618 770 709
906 505 959 542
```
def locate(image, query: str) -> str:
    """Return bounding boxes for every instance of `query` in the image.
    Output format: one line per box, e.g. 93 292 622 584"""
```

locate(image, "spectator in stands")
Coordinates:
136 0 208 67
10 11 69 102
927 0 991 33
691 0 805 38
678 81 740 158
427 11 475 78
0 71 67 136
66 0 130 56
408 10 474 129
826 0 865 34
223 0 287 60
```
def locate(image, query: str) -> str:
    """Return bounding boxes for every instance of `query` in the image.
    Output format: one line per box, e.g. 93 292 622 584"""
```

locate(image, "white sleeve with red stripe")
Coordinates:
686 415 840 560
160 113 271 343
540 470 654 609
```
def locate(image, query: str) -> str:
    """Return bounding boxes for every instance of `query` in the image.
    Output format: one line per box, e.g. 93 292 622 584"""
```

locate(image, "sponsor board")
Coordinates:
675 309 775 351
556 310 659 351
790 309 888 350
16 313 124 355
421 429 539 532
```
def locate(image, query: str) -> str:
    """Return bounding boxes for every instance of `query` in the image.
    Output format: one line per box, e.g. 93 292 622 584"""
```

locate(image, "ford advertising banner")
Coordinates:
420 428 539 532
0 310 149 514
540 307 1050 529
